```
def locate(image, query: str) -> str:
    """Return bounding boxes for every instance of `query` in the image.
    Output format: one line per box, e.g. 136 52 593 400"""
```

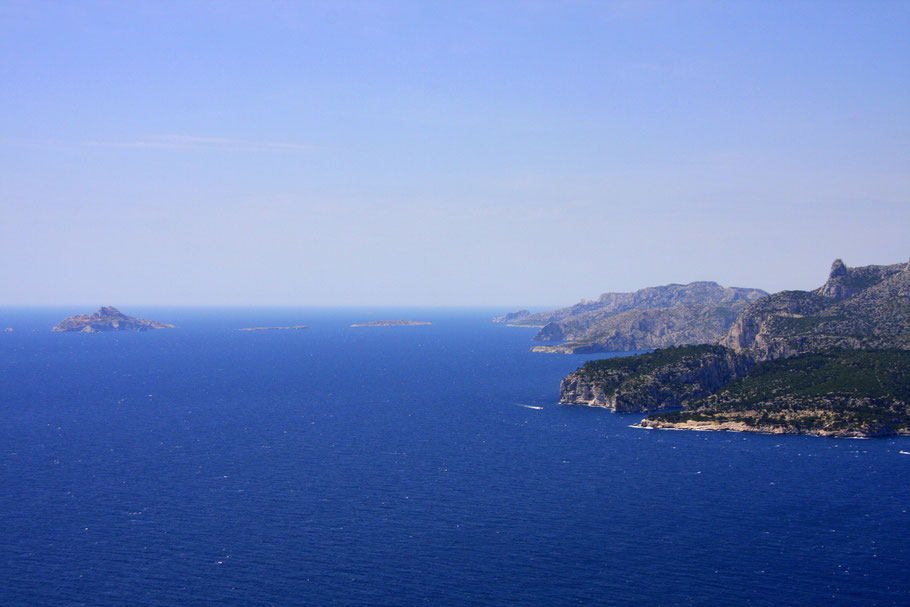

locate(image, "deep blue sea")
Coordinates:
1 308 909 606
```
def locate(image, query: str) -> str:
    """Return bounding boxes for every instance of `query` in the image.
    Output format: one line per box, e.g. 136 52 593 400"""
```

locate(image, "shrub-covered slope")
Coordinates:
639 349 910 437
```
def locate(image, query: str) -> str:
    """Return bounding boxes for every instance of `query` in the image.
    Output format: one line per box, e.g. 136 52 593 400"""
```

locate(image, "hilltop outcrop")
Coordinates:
720 259 910 360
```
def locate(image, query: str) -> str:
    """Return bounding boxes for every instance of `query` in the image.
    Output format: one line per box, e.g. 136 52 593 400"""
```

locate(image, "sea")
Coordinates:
1 308 908 606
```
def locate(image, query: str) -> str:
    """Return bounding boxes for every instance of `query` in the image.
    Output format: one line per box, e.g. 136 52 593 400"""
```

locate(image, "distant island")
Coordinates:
351 320 431 327
52 307 175 333
559 259 910 437
239 325 308 331
495 282 768 354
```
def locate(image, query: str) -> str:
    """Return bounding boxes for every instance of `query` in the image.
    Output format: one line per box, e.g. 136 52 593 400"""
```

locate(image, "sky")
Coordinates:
1 1 908 307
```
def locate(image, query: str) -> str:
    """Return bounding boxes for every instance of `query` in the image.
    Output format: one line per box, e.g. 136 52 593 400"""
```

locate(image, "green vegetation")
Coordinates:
575 345 728 381
707 349 909 404
768 315 838 334
561 345 752 411
562 261 910 434
645 349 910 436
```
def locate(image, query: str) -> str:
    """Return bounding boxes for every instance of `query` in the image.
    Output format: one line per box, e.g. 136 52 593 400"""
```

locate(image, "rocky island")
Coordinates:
239 325 308 331
558 259 910 437
350 320 432 327
498 282 767 354
52 307 175 333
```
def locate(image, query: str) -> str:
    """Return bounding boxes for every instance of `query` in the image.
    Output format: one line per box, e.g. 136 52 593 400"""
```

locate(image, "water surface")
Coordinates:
1 308 908 605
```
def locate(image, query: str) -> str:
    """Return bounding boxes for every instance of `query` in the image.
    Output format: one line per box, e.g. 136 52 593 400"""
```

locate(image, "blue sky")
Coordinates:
1 1 908 306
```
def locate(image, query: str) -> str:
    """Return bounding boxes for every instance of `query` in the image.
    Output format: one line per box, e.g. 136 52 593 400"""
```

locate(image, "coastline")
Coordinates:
633 418 910 438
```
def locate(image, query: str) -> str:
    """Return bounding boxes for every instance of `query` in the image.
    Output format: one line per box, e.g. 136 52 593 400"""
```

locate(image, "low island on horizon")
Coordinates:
350 320 432 327
239 325 308 331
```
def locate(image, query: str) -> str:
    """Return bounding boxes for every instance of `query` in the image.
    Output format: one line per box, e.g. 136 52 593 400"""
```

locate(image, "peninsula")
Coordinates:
559 259 910 437
52 307 175 333
351 320 431 327
497 282 767 354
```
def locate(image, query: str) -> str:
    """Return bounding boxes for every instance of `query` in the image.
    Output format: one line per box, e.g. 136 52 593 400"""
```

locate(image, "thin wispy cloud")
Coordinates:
1 135 324 152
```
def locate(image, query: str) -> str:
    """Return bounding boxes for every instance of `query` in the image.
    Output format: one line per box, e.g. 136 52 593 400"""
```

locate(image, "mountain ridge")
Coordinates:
496 281 768 354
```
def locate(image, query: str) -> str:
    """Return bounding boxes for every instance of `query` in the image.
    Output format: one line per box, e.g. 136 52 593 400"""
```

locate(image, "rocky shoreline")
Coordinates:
634 417 910 438
559 345 754 413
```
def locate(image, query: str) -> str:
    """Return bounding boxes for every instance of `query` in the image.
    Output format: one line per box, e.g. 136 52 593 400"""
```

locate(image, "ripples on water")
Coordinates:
1 308 908 606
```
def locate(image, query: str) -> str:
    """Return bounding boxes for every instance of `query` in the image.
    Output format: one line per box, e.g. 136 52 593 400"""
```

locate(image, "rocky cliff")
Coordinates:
720 259 910 360
52 307 175 332
531 304 747 354
557 257 910 437
559 345 754 412
502 282 767 354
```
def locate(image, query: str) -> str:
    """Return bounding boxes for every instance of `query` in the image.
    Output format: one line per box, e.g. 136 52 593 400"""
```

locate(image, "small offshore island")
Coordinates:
557 258 910 438
239 325 308 331
351 320 431 327
52 307 175 333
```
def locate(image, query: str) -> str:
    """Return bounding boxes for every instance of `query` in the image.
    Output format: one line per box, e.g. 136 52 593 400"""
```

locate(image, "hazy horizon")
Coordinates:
2 2 908 306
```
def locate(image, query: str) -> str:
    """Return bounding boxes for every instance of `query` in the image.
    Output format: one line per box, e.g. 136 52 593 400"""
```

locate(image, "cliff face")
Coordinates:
507 282 767 328
559 345 754 412
720 259 910 360
52 307 175 332
532 304 747 354
498 282 767 354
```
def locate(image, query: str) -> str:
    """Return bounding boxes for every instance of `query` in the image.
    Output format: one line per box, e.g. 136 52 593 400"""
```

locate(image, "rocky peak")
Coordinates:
97 306 126 318
828 259 847 279
721 258 910 360
816 259 856 300
814 258 904 301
